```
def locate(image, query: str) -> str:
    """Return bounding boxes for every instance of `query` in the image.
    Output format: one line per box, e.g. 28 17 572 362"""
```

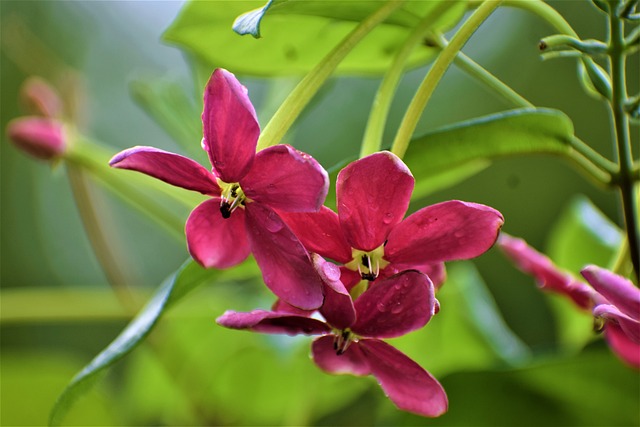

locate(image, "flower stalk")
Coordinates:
608 5 639 280
391 0 503 159
359 1 454 158
257 0 405 151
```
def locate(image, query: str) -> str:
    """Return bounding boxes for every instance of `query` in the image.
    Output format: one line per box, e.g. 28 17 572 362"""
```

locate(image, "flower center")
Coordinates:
333 329 355 355
218 179 247 219
345 244 389 281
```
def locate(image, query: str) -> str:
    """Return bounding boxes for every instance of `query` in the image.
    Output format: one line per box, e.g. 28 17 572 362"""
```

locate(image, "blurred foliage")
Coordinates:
1 0 638 426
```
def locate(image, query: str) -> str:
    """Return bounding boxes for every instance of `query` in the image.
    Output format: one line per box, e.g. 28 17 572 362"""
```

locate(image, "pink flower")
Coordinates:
110 69 329 310
217 257 448 418
281 151 504 289
498 233 640 368
6 116 66 160
581 265 640 366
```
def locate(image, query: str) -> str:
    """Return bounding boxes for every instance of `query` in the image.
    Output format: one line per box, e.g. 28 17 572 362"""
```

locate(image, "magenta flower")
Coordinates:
281 151 504 289
110 68 329 310
217 257 448 417
498 233 640 368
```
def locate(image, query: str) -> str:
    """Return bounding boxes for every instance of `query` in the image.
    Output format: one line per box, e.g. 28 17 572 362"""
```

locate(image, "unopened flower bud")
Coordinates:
6 117 66 160
19 77 63 118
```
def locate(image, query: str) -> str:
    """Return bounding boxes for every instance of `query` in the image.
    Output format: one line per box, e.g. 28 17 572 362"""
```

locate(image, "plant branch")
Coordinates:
608 8 639 280
257 0 406 150
391 0 503 159
359 1 453 157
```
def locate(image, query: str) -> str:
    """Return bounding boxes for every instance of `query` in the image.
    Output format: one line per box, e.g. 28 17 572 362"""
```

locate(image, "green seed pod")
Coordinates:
578 58 612 100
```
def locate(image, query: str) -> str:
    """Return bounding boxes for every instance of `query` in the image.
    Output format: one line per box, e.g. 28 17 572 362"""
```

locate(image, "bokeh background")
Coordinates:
1 1 638 425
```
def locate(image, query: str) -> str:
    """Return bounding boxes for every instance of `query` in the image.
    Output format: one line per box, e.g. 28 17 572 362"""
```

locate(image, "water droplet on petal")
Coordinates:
453 230 465 238
382 213 394 224
391 303 403 314
264 210 284 233
321 261 341 281
376 302 388 312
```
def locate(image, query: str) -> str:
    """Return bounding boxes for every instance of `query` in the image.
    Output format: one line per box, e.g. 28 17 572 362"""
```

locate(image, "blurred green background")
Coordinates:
1 1 638 426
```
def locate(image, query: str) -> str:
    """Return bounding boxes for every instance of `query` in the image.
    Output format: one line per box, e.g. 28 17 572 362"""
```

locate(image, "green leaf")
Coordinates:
164 0 467 76
547 195 622 274
49 259 221 426
404 108 575 191
454 262 531 365
129 78 202 160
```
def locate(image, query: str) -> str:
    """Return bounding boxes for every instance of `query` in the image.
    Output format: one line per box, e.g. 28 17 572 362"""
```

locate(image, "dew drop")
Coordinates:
453 230 465 238
265 211 284 232
382 212 394 224
391 303 403 314
376 301 388 312
321 262 341 281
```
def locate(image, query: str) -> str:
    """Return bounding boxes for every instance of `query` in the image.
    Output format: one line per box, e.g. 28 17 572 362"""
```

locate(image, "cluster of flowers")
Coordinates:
499 234 640 368
110 68 505 417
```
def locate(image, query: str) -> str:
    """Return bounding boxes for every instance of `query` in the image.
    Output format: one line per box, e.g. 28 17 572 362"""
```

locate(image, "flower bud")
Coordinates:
6 117 66 160
19 77 63 118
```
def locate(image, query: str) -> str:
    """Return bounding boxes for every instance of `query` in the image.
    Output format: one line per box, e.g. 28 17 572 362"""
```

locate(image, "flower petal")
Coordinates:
386 200 503 266
604 323 640 369
337 151 414 251
594 304 640 343
202 68 259 182
581 265 640 320
280 207 353 264
241 145 329 212
311 335 370 376
351 271 435 338
245 203 324 310
313 255 356 330
185 199 250 268
216 309 330 335
497 234 597 309
110 146 219 195
359 339 448 417
380 262 447 290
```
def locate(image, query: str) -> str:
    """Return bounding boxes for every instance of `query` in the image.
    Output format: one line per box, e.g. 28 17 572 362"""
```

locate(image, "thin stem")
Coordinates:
391 0 503 159
608 9 639 280
65 165 137 310
257 0 406 150
360 1 454 157
499 0 579 37
435 33 534 108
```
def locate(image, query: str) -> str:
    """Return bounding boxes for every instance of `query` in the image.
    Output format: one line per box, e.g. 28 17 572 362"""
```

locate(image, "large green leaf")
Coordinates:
49 259 257 426
404 108 575 193
163 0 467 76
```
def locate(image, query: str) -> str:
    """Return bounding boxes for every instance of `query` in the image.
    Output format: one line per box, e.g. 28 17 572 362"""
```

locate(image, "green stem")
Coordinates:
608 9 639 280
499 0 578 37
65 138 194 241
391 0 502 159
257 0 406 150
435 33 534 108
438 26 616 183
359 1 454 157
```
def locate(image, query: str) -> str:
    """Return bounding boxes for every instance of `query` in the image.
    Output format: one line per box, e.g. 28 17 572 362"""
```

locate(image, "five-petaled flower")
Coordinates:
498 233 640 368
281 151 504 290
110 68 329 310
217 256 448 417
